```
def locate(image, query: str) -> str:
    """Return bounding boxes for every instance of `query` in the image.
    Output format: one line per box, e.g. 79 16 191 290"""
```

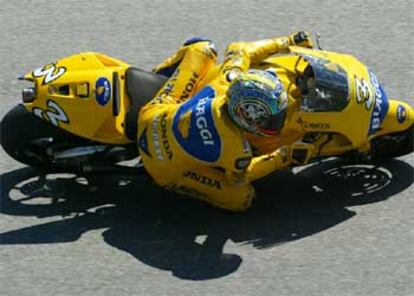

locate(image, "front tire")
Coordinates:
369 124 413 160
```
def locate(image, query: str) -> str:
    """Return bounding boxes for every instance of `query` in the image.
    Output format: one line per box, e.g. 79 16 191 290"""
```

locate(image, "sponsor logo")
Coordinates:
179 72 199 102
367 70 389 135
95 77 111 106
138 127 151 157
369 70 382 99
151 116 163 160
369 93 383 132
194 96 215 146
160 113 173 160
177 110 191 139
183 170 222 189
397 105 407 123
296 117 330 130
172 86 221 162
153 68 180 103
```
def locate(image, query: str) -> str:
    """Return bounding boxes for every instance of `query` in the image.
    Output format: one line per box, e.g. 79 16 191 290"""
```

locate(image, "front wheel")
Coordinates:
369 124 413 160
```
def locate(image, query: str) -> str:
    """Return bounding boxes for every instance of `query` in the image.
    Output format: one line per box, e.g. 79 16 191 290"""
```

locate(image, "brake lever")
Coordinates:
313 32 323 50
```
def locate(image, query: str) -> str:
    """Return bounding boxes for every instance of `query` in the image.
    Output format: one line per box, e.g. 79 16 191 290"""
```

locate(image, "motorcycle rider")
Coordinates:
137 32 315 211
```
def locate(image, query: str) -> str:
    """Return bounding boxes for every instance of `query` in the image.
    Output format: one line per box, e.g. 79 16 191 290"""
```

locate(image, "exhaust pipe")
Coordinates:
52 145 107 160
80 164 147 175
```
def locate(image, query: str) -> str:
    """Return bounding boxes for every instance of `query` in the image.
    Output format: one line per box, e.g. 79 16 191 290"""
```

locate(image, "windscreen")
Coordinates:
299 55 350 112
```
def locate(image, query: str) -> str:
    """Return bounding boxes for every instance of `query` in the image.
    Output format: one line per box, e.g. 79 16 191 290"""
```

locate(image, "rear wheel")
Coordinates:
1 105 140 173
1 105 88 169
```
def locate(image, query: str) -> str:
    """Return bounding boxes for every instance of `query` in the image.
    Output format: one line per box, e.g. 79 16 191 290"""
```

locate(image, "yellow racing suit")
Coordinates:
137 35 301 211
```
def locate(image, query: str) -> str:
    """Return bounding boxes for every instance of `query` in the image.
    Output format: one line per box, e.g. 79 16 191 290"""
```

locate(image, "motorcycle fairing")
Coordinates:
21 52 132 144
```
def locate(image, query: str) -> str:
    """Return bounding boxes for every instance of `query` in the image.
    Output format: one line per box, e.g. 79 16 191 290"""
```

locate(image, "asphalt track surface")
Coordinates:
0 1 413 295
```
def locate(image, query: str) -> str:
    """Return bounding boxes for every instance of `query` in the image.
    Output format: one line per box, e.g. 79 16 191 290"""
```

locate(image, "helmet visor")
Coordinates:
256 108 287 135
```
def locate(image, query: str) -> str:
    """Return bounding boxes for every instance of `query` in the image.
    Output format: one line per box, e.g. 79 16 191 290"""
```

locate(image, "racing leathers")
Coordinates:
137 35 306 211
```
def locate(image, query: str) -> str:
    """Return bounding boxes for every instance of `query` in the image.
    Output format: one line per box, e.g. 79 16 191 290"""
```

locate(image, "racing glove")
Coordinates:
245 146 291 182
289 31 314 48
243 142 315 182
289 141 316 166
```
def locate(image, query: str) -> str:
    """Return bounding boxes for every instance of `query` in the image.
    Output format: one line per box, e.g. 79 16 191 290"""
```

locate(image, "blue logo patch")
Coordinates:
95 77 111 106
397 105 407 124
138 127 151 157
172 86 221 162
368 70 389 135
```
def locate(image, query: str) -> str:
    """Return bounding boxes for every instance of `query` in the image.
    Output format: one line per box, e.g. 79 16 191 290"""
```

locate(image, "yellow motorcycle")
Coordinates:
1 44 413 175
1 53 165 174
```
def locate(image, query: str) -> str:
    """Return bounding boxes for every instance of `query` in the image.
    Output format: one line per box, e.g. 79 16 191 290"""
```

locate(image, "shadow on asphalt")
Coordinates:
1 159 412 280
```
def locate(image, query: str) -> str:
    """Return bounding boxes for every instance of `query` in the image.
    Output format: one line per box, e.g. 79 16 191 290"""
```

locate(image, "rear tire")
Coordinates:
1 104 90 169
